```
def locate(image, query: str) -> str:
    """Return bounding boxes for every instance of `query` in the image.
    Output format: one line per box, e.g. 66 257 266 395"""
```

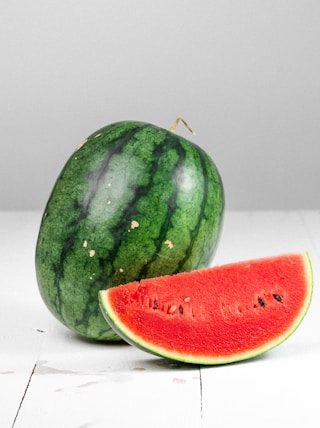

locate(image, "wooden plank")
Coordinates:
13 323 201 427
0 211 51 427
214 210 315 265
201 210 320 427
300 211 320 257
298 211 320 341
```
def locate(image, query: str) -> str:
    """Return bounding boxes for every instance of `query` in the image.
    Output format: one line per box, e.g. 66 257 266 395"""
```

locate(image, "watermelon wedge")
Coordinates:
99 253 313 365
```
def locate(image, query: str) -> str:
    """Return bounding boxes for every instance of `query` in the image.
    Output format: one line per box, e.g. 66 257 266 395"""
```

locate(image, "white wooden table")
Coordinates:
1 210 320 428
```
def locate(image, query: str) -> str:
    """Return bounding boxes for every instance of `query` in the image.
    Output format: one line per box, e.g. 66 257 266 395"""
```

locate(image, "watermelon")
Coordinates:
35 120 224 341
99 253 313 364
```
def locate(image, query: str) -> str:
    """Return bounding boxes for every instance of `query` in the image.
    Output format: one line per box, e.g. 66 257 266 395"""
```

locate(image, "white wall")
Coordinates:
1 0 319 210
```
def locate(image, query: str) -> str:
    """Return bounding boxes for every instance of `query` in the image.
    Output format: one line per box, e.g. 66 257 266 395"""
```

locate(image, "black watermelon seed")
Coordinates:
258 297 266 308
179 305 183 315
153 300 158 309
273 294 283 302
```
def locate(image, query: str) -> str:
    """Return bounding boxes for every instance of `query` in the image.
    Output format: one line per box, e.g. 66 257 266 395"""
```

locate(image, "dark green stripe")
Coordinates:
79 124 150 217
52 124 150 321
137 132 187 278
173 146 209 273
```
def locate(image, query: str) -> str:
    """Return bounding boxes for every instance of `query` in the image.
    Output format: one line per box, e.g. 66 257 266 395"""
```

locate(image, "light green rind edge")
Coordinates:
98 252 314 365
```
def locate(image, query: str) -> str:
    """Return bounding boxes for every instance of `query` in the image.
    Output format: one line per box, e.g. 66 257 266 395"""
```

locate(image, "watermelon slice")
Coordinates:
99 253 313 365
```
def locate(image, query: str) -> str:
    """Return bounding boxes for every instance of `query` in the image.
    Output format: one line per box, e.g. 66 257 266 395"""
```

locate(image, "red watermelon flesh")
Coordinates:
99 253 313 365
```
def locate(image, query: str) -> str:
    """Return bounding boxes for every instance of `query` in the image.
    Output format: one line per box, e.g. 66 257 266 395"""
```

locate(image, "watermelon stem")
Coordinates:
170 117 196 136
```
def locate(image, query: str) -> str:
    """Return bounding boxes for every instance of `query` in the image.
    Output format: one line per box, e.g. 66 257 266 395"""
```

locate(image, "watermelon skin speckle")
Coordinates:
35 121 224 340
99 253 313 364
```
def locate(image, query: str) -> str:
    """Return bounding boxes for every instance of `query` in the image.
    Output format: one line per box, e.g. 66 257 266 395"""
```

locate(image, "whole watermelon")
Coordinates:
35 120 224 340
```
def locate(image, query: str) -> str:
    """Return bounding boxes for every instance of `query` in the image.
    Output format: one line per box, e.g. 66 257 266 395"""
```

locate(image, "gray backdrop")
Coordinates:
1 1 319 210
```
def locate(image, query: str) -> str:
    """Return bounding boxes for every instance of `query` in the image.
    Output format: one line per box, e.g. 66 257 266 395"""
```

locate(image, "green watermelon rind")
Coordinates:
35 121 224 341
98 252 313 365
